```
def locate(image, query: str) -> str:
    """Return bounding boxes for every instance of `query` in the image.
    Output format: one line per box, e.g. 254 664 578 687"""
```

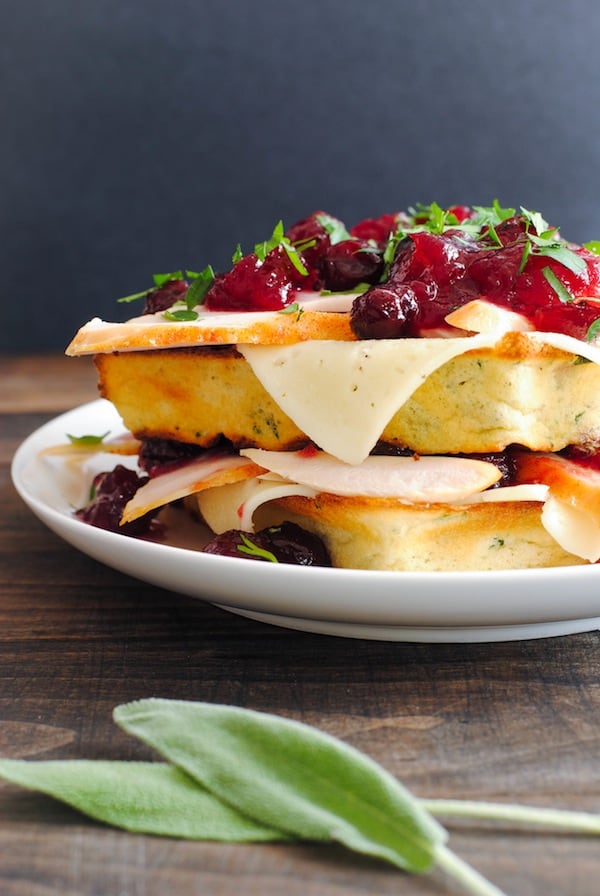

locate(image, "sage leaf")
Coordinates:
114 699 445 873
0 759 283 841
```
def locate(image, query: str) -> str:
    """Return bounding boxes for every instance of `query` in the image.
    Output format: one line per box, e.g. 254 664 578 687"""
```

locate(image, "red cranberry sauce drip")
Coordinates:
203 211 395 312
352 214 600 340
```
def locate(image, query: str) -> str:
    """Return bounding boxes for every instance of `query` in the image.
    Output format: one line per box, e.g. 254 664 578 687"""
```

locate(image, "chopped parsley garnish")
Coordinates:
117 272 184 304
67 431 110 446
237 533 278 563
542 266 574 303
162 309 201 322
255 220 310 276
315 213 352 244
585 317 600 342
184 265 216 308
277 302 304 321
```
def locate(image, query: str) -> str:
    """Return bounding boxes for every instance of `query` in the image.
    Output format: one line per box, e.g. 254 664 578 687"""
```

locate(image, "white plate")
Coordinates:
11 400 600 643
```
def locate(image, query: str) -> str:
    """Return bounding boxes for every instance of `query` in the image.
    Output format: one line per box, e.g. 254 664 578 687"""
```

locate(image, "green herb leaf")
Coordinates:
253 221 310 277
277 302 304 321
232 243 244 263
114 699 445 873
153 271 184 287
184 265 215 309
0 759 282 841
315 213 352 244
237 533 279 562
255 221 285 261
519 206 550 236
162 309 200 322
583 240 600 255
527 238 587 276
542 266 574 303
320 282 371 296
117 272 185 304
117 289 152 304
66 431 110 446
586 317 600 342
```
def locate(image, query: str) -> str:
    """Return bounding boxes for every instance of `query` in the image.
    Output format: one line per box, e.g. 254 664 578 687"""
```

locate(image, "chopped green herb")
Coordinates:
585 317 600 342
237 533 278 563
254 221 309 276
278 302 304 321
315 213 352 244
117 289 152 305
117 272 184 305
153 271 184 287
518 239 531 274
583 240 600 255
231 243 244 263
255 220 286 261
184 265 215 308
162 309 200 322
66 431 110 446
519 206 550 237
527 237 587 276
542 266 574 303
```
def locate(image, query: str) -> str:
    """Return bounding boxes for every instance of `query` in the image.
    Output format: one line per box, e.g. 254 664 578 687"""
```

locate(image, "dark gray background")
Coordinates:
3 0 600 352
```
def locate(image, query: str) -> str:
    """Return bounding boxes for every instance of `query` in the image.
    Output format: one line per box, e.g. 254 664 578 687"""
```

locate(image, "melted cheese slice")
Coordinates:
239 334 502 465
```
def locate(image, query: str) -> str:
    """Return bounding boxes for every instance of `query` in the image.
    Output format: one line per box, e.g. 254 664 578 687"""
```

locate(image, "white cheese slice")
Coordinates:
239 334 501 465
526 330 600 364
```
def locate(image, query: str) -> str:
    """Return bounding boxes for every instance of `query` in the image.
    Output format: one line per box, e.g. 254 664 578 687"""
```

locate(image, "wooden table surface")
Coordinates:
1 353 599 896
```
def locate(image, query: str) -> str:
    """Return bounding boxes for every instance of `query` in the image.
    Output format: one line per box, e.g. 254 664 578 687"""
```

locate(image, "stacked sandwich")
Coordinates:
66 203 600 570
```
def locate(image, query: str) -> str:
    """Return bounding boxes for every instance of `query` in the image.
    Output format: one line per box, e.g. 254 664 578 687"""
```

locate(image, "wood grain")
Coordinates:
1 354 599 895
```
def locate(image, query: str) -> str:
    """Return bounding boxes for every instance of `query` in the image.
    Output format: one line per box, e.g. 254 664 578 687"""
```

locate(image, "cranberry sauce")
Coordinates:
138 437 209 477
203 521 332 566
203 211 395 312
143 278 189 314
75 465 154 535
351 211 600 340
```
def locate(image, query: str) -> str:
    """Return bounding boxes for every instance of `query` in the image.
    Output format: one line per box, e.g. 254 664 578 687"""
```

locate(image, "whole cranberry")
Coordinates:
491 215 530 247
447 205 473 223
76 465 152 535
203 522 331 566
388 236 416 280
143 278 189 314
350 213 399 245
319 239 384 291
468 243 523 298
285 211 333 272
350 285 419 339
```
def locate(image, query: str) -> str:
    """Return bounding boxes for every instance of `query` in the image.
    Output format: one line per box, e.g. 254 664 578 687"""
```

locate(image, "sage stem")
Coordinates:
434 844 508 896
422 799 600 834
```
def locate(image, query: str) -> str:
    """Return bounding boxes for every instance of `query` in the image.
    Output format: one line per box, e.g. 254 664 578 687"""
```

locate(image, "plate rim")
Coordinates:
11 398 600 642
